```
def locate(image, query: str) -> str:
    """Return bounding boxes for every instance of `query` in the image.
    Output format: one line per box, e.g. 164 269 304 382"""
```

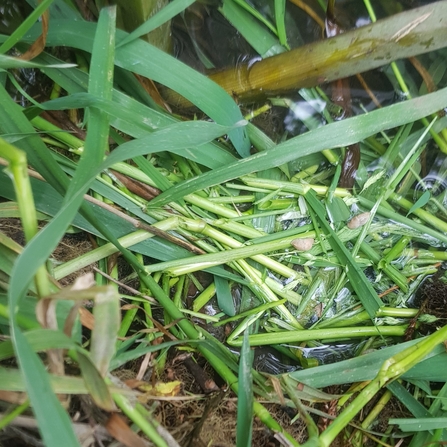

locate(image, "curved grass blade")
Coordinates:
0 0 55 54
220 0 284 57
149 86 447 207
20 21 250 157
288 339 447 388
34 52 237 169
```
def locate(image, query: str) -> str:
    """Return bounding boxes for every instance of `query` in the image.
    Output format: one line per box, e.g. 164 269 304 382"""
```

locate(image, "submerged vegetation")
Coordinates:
1 0 447 445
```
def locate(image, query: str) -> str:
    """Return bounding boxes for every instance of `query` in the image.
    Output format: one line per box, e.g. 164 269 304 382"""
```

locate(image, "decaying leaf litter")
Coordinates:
1 0 447 446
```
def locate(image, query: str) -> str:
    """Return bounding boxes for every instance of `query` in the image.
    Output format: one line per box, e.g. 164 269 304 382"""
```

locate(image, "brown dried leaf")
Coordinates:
18 8 49 60
105 413 147 447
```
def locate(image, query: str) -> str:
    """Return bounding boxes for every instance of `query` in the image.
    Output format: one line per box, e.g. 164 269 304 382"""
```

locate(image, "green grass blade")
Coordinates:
0 0 55 54
305 189 383 319
11 330 80 446
274 0 288 48
236 331 254 447
288 340 446 388
34 57 238 168
149 86 447 207
214 276 236 317
387 381 432 418
220 0 284 57
0 85 70 196
0 54 75 69
34 92 245 171
389 417 447 432
65 8 115 201
6 6 135 307
0 329 76 361
117 0 196 47
21 20 250 157
5 9 117 445
101 122 244 169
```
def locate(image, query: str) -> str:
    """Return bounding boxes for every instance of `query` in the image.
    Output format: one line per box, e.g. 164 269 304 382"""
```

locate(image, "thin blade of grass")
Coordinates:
20 21 250 157
0 54 75 69
389 417 447 432
0 0 55 54
220 0 284 57
10 330 80 446
33 91 244 172
236 331 254 447
0 329 76 361
149 86 447 207
6 9 117 446
387 381 431 418
35 52 237 168
274 0 288 48
305 189 383 319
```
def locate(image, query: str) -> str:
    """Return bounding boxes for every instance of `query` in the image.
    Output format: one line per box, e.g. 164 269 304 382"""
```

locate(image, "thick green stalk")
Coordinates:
228 325 407 346
192 282 216 312
388 193 447 234
357 197 447 245
145 217 312 279
53 217 179 280
31 115 84 150
356 389 392 443
136 271 300 445
241 176 351 198
0 138 50 297
315 307 418 329
319 324 447 447
185 193 259 222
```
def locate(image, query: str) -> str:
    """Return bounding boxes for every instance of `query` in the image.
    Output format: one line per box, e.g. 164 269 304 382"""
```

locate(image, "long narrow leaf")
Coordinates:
6 9 117 446
305 189 383 318
149 86 447 206
36 52 237 169
19 21 250 157
289 340 446 388
236 331 254 447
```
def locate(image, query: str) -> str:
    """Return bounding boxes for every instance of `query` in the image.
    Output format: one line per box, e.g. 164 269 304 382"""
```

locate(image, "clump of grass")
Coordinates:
1 0 447 446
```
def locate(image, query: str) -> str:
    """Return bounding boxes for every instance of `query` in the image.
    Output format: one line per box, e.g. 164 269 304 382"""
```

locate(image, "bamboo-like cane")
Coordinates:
164 1 447 106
